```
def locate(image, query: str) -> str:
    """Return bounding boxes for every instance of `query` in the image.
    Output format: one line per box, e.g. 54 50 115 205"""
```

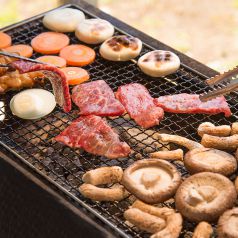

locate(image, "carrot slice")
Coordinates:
36 55 66 68
59 44 95 66
3 44 33 57
31 32 69 54
61 67 90 85
0 32 12 49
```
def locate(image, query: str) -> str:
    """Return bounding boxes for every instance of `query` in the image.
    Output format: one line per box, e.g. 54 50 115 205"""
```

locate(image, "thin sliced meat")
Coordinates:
55 115 131 159
154 93 231 117
10 60 71 112
72 80 125 116
116 83 164 128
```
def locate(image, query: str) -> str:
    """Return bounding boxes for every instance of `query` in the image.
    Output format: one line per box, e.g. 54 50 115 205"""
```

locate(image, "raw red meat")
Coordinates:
154 93 231 117
72 80 125 116
116 83 164 128
10 60 71 112
55 115 131 159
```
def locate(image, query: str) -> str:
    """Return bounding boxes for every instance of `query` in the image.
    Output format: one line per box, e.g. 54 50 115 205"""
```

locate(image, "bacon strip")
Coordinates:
10 60 71 112
154 93 231 117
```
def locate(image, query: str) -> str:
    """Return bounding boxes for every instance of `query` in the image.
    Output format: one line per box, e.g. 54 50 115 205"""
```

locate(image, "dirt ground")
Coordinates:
1 0 238 72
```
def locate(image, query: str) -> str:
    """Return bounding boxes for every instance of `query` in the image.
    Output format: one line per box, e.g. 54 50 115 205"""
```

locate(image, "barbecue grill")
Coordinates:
1 1 238 237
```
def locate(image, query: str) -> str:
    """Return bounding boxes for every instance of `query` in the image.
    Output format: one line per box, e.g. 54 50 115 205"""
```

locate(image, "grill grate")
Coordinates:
1 5 238 238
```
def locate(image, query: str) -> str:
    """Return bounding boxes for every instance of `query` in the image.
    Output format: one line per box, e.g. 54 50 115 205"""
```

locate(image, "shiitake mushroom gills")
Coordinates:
175 172 237 222
217 208 238 238
138 50 180 77
184 148 237 176
122 159 181 204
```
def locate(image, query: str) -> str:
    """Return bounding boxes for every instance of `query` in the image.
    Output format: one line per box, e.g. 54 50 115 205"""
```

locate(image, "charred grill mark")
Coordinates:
107 36 139 52
143 51 172 65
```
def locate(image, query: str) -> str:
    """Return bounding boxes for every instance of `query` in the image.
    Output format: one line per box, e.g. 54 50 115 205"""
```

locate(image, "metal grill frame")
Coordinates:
1 2 238 238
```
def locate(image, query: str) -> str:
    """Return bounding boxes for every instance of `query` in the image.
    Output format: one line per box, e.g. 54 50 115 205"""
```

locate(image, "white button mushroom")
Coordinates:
10 89 56 120
138 50 180 77
43 8 85 32
99 35 142 61
75 19 114 44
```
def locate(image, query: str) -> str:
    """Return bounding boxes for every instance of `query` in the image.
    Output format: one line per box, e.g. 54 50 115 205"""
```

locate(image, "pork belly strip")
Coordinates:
154 93 231 117
72 80 125 116
55 115 131 159
116 83 164 128
10 60 71 112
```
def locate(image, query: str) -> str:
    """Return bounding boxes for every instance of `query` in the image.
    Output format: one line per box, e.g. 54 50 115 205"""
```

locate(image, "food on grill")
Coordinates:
55 115 131 158
100 35 142 61
151 212 182 238
75 18 114 44
198 122 231 137
138 50 180 77
59 44 96 66
124 208 166 233
231 122 238 135
149 149 184 161
235 177 238 193
42 8 85 32
10 60 71 112
158 133 203 150
10 89 56 119
122 159 181 204
0 54 14 76
36 55 66 68
31 32 70 54
3 44 33 58
79 183 129 201
217 208 238 238
154 94 231 117
72 80 125 116
82 166 123 185
0 32 12 49
0 69 44 93
192 222 213 238
201 134 238 151
80 166 128 201
116 83 164 128
61 67 89 85
184 148 237 176
175 172 237 222
132 200 175 218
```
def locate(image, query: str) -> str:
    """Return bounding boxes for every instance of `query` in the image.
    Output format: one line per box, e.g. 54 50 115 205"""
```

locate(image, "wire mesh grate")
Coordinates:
1 5 238 238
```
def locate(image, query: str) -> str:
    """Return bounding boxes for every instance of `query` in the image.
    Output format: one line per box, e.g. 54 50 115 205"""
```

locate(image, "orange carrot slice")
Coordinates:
36 55 66 68
61 67 90 85
3 44 33 57
59 44 95 66
31 32 69 54
0 32 12 49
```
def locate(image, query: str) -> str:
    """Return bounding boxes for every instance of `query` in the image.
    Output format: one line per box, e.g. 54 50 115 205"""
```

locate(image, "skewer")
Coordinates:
130 59 178 86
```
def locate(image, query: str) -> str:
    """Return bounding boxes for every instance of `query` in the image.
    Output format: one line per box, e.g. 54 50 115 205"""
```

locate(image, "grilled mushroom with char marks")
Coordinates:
79 166 129 201
99 35 142 61
184 148 237 176
122 159 181 204
201 134 238 151
150 149 183 161
217 207 238 238
175 172 237 222
138 50 180 77
192 221 213 238
198 122 231 137
158 133 204 150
